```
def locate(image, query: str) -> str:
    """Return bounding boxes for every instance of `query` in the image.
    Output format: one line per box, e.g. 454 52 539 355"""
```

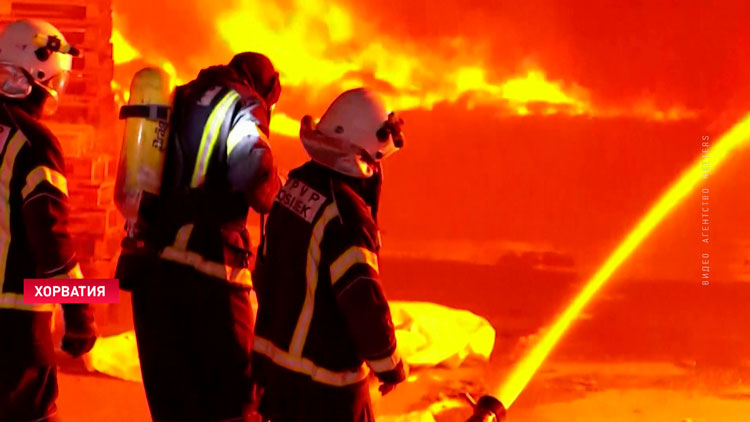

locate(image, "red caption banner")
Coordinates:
24 279 119 304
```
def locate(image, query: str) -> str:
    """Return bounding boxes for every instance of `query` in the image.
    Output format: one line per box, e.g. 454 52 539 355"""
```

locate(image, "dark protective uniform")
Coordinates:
118 56 281 422
0 101 95 422
252 161 406 422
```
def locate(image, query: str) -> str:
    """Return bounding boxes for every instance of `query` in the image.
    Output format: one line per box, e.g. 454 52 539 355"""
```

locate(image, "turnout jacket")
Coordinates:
253 161 405 388
128 77 281 290
0 101 84 311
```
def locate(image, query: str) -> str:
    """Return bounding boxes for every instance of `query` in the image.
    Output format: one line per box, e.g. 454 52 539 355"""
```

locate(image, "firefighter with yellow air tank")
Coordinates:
0 19 97 421
114 53 282 421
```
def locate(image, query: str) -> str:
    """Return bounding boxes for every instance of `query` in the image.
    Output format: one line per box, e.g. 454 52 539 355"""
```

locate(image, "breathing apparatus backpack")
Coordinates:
114 67 173 241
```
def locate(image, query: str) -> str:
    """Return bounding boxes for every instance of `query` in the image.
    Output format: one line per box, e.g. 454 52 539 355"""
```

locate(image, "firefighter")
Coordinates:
0 19 97 421
252 88 406 422
118 52 282 421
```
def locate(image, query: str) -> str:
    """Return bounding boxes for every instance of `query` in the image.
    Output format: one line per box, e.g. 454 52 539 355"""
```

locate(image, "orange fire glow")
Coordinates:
33 1 750 419
495 113 750 408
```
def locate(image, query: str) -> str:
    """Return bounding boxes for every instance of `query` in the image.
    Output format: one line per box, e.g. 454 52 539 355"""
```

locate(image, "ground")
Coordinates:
54 258 750 421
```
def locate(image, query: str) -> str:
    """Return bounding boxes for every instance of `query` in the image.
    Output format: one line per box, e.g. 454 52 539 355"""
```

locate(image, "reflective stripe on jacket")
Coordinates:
145 80 280 288
0 102 80 311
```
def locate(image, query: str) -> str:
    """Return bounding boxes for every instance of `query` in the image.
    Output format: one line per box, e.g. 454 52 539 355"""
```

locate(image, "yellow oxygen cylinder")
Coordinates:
114 67 173 235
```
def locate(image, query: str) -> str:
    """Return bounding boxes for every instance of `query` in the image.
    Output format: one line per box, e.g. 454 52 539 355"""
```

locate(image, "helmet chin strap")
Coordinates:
362 163 383 222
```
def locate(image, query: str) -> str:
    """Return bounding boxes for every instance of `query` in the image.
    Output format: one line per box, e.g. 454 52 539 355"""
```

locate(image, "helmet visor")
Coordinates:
38 70 70 116
42 70 70 96
373 112 405 160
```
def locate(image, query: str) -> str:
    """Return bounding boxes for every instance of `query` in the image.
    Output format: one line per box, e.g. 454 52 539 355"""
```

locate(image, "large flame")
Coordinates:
111 29 139 65
495 113 750 408
214 1 592 113
110 2 696 126
269 113 304 138
454 67 589 114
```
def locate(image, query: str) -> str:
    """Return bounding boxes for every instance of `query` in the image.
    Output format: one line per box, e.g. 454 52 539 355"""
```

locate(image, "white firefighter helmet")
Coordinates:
300 88 404 178
0 19 77 111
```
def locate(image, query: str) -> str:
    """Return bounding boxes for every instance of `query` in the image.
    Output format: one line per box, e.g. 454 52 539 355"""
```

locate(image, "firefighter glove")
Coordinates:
61 303 97 358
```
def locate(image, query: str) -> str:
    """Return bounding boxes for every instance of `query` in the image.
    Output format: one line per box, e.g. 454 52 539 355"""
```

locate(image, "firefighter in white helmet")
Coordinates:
252 88 406 421
0 19 96 421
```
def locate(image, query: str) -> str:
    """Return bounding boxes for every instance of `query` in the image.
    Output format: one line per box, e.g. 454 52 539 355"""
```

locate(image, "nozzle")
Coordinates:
466 395 506 422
